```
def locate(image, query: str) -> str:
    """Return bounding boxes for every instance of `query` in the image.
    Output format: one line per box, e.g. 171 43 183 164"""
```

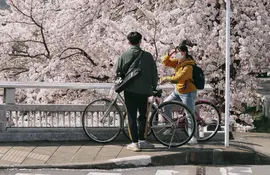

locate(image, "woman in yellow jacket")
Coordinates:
160 44 198 144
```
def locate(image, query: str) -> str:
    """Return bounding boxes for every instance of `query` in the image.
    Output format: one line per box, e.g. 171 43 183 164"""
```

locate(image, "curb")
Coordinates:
0 149 269 170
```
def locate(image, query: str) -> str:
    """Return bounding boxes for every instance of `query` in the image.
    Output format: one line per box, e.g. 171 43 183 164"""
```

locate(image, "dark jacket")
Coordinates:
115 45 158 96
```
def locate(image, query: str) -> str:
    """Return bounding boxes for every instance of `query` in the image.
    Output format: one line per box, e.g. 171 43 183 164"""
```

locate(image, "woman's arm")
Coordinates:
161 53 178 68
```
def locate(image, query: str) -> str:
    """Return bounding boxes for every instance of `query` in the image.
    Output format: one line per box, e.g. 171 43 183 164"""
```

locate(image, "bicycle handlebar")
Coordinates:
153 89 162 97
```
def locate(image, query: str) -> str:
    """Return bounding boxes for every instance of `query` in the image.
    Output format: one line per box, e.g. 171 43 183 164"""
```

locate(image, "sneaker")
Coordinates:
138 140 155 149
188 137 198 145
127 143 141 152
163 128 172 135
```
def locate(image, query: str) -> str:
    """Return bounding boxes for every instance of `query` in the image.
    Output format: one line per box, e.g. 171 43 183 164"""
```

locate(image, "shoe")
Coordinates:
188 137 198 145
127 143 141 152
163 128 172 135
138 140 155 149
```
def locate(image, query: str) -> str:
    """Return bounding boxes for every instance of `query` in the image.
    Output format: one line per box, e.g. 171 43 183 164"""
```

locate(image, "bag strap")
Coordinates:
183 64 195 84
126 50 143 75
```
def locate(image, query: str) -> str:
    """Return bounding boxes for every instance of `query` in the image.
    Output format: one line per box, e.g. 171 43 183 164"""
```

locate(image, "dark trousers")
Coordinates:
124 91 148 143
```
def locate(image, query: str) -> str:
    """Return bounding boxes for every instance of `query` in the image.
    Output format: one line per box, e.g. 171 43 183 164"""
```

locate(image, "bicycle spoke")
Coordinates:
169 128 176 149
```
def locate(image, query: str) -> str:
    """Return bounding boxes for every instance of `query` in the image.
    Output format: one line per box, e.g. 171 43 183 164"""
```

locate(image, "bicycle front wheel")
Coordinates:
195 100 221 141
150 101 196 147
82 98 123 143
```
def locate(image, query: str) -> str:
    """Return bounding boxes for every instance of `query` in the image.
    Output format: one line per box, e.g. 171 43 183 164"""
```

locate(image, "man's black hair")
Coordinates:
127 32 142 45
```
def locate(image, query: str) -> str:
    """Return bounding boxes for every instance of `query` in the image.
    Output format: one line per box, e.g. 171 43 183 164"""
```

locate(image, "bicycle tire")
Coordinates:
150 100 196 147
82 98 123 143
195 100 221 142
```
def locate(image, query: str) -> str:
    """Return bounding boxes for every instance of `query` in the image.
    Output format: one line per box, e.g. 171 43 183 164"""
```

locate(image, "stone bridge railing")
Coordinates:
0 81 217 141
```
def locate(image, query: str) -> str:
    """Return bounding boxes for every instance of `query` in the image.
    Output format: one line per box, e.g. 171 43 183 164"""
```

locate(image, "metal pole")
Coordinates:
225 0 231 147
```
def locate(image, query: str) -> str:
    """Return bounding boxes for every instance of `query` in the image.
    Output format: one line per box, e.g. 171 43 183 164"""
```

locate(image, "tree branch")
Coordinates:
81 8 101 30
0 67 29 72
89 75 110 82
0 67 29 76
4 20 36 25
59 52 81 60
189 0 196 8
153 20 159 61
9 0 31 18
8 53 46 58
59 47 97 66
3 40 44 44
9 0 51 58
40 24 50 57
59 2 92 29
12 69 29 76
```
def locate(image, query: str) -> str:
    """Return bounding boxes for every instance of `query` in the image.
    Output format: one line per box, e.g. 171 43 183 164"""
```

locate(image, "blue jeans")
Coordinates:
163 89 197 137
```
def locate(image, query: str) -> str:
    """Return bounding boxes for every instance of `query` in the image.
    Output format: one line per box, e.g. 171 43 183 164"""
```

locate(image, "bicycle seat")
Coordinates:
153 89 162 97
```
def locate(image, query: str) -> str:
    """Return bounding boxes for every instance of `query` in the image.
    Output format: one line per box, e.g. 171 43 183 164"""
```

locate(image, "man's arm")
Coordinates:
115 55 123 78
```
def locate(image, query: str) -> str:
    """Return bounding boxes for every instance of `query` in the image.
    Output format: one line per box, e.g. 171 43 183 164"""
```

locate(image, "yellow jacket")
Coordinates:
162 54 197 94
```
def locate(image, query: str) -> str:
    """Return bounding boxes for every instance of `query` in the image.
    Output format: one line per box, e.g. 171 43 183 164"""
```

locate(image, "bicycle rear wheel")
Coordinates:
82 98 123 143
150 101 196 147
195 100 221 141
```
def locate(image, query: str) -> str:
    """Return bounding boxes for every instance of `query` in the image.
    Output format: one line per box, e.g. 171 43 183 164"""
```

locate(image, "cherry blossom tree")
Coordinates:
0 0 269 118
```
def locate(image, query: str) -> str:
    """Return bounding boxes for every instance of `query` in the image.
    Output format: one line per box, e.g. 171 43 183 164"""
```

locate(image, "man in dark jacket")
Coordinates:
115 31 158 151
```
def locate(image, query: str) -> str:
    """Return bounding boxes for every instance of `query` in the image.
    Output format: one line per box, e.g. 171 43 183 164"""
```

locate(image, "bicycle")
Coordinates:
145 90 221 147
82 85 221 147
81 88 167 141
82 87 197 147
119 86 221 143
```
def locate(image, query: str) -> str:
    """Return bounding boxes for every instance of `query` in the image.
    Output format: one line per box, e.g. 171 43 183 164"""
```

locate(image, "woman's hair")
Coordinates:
176 44 193 60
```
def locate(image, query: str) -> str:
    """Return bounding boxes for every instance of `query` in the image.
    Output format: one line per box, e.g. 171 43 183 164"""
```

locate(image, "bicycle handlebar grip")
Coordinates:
153 89 162 97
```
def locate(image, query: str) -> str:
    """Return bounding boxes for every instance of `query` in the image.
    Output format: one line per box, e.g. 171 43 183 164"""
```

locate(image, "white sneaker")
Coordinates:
127 143 141 152
138 140 155 149
188 137 198 145
163 128 172 135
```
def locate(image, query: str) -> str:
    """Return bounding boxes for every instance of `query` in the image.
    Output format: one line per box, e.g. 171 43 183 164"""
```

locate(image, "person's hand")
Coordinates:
160 77 170 85
168 49 175 57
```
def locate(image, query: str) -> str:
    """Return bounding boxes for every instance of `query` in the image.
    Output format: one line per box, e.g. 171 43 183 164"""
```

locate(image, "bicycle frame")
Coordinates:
100 92 157 124
99 93 125 124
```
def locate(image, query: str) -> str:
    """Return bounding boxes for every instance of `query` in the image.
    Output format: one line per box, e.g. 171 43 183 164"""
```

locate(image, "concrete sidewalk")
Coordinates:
0 132 269 169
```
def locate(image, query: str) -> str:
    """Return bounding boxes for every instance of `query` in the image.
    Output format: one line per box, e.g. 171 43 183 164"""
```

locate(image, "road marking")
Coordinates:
228 167 252 173
220 168 227 175
240 168 252 173
220 167 252 175
155 170 179 175
16 173 50 175
87 173 122 175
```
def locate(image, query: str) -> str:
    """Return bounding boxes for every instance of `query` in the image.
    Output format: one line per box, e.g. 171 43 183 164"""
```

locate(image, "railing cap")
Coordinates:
0 81 214 91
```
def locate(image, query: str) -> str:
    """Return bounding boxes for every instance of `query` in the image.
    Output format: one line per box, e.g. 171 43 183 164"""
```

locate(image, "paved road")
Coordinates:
1 166 270 175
